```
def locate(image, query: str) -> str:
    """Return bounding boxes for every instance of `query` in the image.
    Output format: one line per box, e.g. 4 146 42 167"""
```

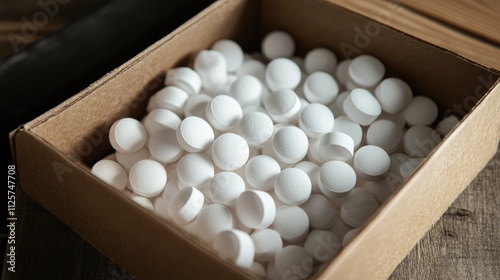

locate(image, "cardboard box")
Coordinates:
10 0 500 278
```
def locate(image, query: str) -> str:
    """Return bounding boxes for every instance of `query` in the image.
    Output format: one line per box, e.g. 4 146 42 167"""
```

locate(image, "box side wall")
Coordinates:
29 0 260 166
14 130 254 279
261 0 498 115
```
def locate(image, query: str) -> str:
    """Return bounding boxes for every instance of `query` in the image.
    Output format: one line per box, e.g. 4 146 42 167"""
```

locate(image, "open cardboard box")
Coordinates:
10 0 500 279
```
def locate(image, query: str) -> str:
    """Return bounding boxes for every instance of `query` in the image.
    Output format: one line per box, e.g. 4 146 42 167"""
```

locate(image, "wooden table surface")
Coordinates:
2 0 499 279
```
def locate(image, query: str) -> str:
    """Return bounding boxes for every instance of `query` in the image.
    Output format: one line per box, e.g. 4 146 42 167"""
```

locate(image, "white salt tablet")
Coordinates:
109 118 147 153
362 179 394 204
275 245 313 279
211 133 249 171
149 86 189 116
294 161 321 194
273 126 309 164
250 262 266 277
261 31 295 59
162 169 179 203
91 159 128 190
236 190 276 229
176 153 214 188
318 160 356 199
168 186 204 226
176 116 214 153
211 39 244 72
153 196 170 221
251 229 283 262
274 168 312 206
236 59 266 82
115 147 150 172
123 190 154 211
265 58 301 91
335 59 352 87
264 89 301 123
340 188 379 228
389 153 410 177
343 88 382 126
342 228 361 247
303 72 339 104
403 125 441 157
206 95 243 131
374 78 413 114
348 54 385 87
188 204 234 243
319 131 354 162
299 103 335 138
142 109 181 136
304 229 341 262
165 67 202 95
129 159 167 197
400 158 425 178
353 145 390 181
214 229 255 268
149 128 183 164
333 116 363 149
207 172 245 207
194 50 228 92
403 96 439 126
436 114 460 136
304 48 337 75
330 91 349 117
237 112 274 147
230 75 262 108
366 119 402 153
301 194 337 229
184 94 212 119
273 205 309 243
306 137 325 166
329 216 353 240
245 155 281 191
377 111 406 129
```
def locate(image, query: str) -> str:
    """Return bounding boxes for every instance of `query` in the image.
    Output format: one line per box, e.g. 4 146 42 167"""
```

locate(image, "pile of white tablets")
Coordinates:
91 31 458 279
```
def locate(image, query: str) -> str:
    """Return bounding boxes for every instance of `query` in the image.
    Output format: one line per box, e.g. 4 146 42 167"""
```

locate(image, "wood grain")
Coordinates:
399 0 500 45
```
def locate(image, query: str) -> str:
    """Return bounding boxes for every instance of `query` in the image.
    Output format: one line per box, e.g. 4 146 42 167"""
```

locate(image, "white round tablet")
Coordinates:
176 153 214 188
303 72 339 104
403 125 441 157
301 194 337 229
377 111 406 129
342 228 361 247
318 160 356 199
306 137 325 166
265 58 302 91
340 188 379 228
329 216 353 241
275 245 314 279
211 133 250 171
245 155 281 191
149 128 183 164
150 86 189 116
129 159 167 197
230 75 262 108
123 190 154 211
348 54 385 87
206 95 243 131
319 131 354 162
304 48 337 75
333 116 363 149
189 204 234 243
330 91 349 117
250 262 266 277
366 119 402 153
362 179 394 204
273 205 309 243
194 50 228 92
211 39 244 72
274 168 312 206
91 159 128 190
273 126 309 164
343 88 382 126
162 169 179 203
264 88 301 123
251 229 283 262
236 190 276 229
299 103 335 138
237 112 274 148
304 229 341 262
236 59 266 82
176 116 214 153
214 229 255 268
165 67 202 95
184 94 212 119
142 109 181 136
261 31 295 59
109 118 147 153
294 161 321 194
207 172 245 207
335 59 352 87
374 78 413 114
168 186 204 226
353 145 390 181
403 96 439 126
115 147 150 172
